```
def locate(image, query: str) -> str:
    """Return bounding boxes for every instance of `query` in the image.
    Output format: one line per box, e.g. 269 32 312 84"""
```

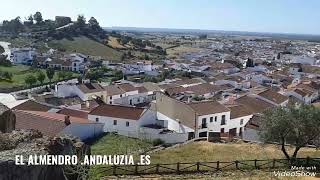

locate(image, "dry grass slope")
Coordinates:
150 142 320 164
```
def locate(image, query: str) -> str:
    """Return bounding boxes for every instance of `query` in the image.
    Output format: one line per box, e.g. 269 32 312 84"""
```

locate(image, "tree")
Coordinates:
2 17 24 33
57 71 67 80
88 17 101 30
46 68 55 82
76 15 86 28
259 105 320 163
25 75 37 87
26 14 34 25
112 70 123 81
0 55 12 67
0 71 13 81
37 71 46 85
33 12 43 24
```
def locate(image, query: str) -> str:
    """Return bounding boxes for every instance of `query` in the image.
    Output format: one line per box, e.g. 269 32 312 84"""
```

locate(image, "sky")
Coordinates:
1 0 320 35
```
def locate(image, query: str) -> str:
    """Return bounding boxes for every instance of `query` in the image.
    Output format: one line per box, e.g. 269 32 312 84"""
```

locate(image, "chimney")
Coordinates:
64 116 71 125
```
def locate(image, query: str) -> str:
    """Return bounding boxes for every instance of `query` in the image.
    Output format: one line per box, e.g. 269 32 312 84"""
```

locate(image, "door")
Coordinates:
188 132 195 140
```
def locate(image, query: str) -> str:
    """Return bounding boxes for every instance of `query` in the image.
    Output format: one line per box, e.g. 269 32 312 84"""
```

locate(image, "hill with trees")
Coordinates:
0 12 165 61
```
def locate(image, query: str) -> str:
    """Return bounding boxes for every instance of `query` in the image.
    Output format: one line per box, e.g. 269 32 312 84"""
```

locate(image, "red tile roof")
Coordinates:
235 95 274 114
57 108 88 119
13 100 53 112
89 104 146 120
258 89 289 104
15 110 66 137
188 101 230 115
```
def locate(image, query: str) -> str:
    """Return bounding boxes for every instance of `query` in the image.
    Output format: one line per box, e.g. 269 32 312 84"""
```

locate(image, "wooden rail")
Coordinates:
97 157 320 176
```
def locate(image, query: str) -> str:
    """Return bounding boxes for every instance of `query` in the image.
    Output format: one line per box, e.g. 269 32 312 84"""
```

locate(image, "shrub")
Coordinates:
152 138 165 146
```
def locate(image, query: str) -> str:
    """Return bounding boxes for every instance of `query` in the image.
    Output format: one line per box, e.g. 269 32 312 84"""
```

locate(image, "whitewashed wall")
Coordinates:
61 123 104 140
157 112 194 133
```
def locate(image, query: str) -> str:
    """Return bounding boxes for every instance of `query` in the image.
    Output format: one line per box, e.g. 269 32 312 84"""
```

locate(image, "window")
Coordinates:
221 115 226 125
126 121 129 127
137 98 140 103
120 94 122 98
201 118 207 128
210 117 213 122
110 101 112 105
215 116 217 122
113 120 117 125
110 96 112 100
95 118 99 122
240 119 243 125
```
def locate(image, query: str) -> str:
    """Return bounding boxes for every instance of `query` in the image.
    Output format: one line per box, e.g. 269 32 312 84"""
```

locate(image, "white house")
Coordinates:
10 48 36 64
88 104 156 136
155 93 253 139
55 83 106 102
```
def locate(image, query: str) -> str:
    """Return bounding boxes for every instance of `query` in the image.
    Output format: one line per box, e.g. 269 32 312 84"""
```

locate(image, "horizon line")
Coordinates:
106 26 320 37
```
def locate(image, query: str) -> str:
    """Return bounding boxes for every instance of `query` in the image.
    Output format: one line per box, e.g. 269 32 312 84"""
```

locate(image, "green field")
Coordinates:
48 36 123 61
0 65 79 89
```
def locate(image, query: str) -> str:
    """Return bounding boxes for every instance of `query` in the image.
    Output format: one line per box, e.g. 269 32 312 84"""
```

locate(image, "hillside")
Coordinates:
48 36 123 60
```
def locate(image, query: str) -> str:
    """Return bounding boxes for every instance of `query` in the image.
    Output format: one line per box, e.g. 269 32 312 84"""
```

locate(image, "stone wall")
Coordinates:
0 130 90 180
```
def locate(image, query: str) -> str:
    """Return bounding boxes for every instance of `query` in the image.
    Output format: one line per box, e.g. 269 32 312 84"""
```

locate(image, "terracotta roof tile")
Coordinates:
188 101 229 115
89 104 146 120
258 89 289 104
57 108 88 119
227 105 252 119
235 95 274 114
117 83 137 92
13 100 53 112
15 110 66 137
77 83 105 93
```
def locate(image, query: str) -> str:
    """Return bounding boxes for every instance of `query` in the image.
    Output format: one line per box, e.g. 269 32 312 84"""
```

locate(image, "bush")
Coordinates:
152 138 165 146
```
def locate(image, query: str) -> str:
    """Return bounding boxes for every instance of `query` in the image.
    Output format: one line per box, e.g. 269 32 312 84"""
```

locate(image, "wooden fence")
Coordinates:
96 157 320 176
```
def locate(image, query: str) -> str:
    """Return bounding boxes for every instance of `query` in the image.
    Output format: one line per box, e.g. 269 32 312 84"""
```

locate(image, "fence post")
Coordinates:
216 161 220 171
254 159 258 169
156 164 160 174
113 165 117 175
306 156 310 167
196 162 200 172
134 164 138 175
272 159 276 169
235 160 239 169
176 162 180 174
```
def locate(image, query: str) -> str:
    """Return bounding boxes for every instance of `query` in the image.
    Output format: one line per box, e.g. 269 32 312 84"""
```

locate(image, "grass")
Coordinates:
0 65 79 89
106 36 127 49
88 136 319 179
150 141 320 164
89 134 153 180
48 36 123 60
